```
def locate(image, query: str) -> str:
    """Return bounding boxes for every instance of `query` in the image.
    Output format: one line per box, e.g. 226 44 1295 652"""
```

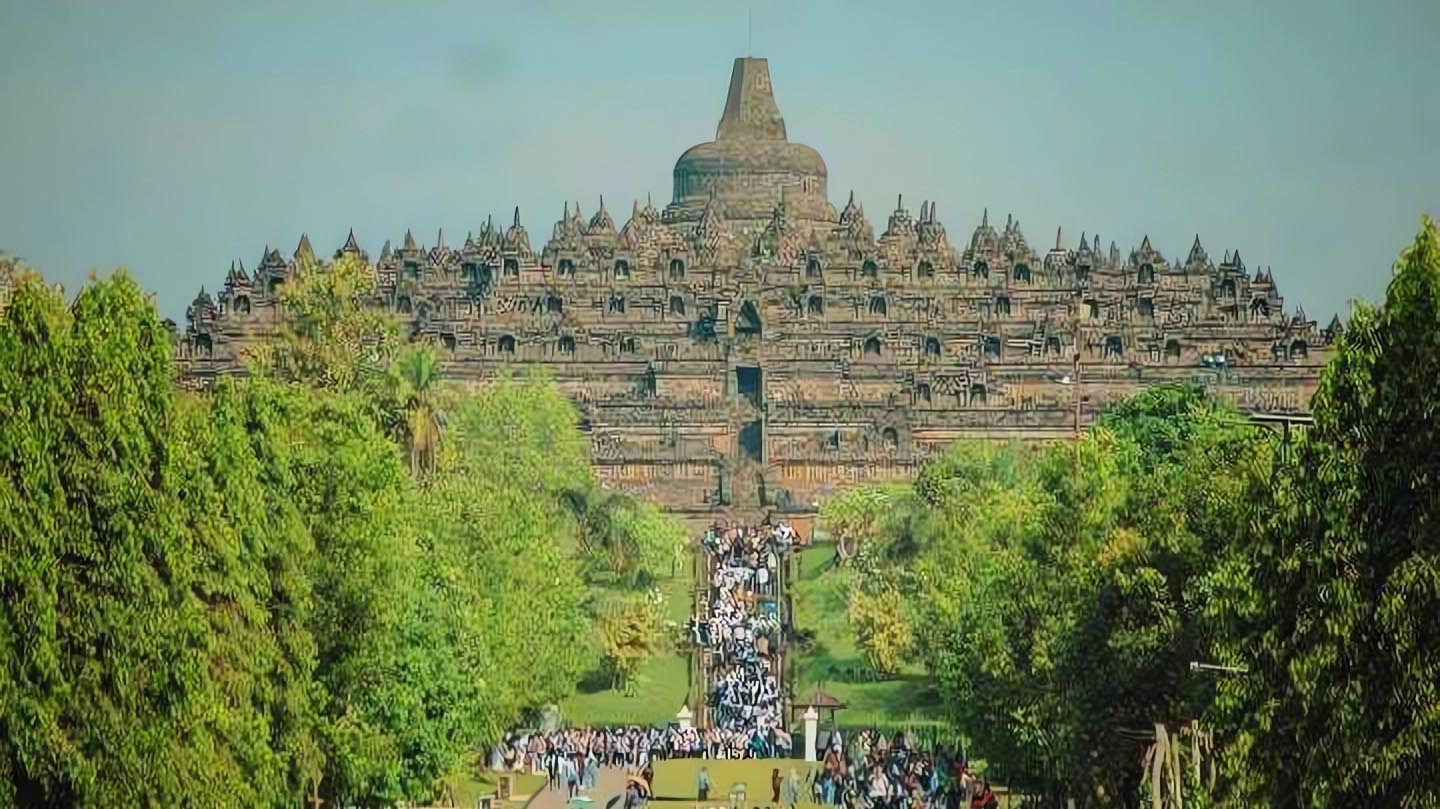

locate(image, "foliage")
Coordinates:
877 387 1270 804
269 382 422 806
566 482 687 588
1208 216 1440 807
399 344 443 475
0 259 612 807
0 272 317 807
596 592 667 694
246 253 405 434
818 484 910 562
846 587 914 676
441 371 591 502
417 439 593 735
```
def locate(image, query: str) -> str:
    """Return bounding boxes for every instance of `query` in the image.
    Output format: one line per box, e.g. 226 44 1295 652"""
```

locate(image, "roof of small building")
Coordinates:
794 686 846 709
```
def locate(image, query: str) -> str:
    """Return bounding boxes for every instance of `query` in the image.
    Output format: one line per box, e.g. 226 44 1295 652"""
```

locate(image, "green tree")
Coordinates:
596 593 665 695
0 272 317 807
442 371 591 501
1208 217 1440 807
847 587 914 676
247 253 405 434
565 482 687 587
272 383 422 807
169 383 323 806
398 344 443 475
904 388 1269 804
819 484 914 563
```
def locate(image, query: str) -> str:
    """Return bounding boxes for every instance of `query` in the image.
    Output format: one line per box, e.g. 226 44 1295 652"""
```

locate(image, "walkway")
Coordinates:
522 767 629 809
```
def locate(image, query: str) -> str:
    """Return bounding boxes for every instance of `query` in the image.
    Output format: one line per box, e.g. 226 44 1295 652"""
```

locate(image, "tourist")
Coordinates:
584 751 599 790
781 768 802 809
698 765 711 801
624 778 645 809
970 781 997 809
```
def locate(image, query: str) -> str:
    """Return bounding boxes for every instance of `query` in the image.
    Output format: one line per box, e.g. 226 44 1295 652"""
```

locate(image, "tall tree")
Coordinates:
564 482 686 587
1209 217 1440 807
0 271 314 807
247 253 405 435
168 383 322 806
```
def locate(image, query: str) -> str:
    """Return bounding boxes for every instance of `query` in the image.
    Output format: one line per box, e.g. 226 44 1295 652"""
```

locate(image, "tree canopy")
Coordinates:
1209 216 1440 807
829 386 1273 804
0 259 639 807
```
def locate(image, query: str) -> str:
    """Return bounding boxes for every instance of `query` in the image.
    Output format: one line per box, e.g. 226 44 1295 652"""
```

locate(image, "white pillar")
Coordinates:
803 707 819 762
677 704 694 732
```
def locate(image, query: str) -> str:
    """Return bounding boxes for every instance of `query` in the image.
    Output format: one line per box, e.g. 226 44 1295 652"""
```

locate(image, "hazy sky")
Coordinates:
2 0 1436 322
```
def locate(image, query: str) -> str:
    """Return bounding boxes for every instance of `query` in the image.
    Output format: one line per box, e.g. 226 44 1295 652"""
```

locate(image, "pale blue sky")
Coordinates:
1 0 1435 322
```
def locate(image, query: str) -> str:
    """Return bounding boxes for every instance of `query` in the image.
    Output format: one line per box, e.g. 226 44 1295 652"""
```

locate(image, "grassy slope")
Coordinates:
789 545 941 730
562 556 697 727
561 534 943 729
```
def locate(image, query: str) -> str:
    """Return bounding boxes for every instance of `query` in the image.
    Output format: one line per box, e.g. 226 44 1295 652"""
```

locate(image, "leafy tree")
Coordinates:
847 587 914 675
819 484 910 563
0 271 317 807
898 387 1269 804
1208 217 1440 807
399 344 443 475
414 470 592 744
565 482 687 587
442 371 591 502
596 593 666 694
266 382 423 807
0 255 615 808
169 384 322 806
247 253 405 434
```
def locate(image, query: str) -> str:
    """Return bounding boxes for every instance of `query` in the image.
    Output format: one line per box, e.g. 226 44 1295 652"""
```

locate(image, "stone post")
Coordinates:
677 704 694 732
803 707 819 762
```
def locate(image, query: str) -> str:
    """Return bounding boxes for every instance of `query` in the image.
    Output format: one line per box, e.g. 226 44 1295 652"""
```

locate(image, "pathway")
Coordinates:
523 767 630 809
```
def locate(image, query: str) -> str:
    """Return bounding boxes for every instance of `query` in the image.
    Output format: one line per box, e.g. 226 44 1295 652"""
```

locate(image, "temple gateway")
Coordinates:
177 57 1336 515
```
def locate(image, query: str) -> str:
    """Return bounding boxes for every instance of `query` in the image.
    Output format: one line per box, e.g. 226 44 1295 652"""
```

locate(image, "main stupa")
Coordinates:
664 57 831 224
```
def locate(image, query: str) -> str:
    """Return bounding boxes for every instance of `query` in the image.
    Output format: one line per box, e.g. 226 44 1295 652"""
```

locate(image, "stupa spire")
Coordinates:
716 57 787 141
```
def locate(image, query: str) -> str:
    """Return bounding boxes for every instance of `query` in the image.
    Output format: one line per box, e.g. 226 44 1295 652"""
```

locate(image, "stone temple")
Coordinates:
176 57 1337 515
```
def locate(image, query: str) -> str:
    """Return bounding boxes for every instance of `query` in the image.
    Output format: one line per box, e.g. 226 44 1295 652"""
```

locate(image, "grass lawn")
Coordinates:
444 762 545 808
562 557 697 727
789 544 942 731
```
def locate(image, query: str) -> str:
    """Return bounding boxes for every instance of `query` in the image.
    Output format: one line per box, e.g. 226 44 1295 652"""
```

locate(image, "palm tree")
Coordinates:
563 483 648 586
398 345 443 475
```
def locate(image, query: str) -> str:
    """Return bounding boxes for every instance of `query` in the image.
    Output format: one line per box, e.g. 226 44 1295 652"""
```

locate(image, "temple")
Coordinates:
176 57 1337 515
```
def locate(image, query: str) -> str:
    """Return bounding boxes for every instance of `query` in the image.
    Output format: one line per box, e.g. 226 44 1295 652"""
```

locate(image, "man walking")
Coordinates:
698 765 712 802
782 768 802 809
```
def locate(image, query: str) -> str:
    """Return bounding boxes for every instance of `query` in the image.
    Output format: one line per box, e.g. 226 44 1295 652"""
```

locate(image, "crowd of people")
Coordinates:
489 720 808 786
802 729 998 809
695 522 798 757
486 522 1004 809
488 727 679 781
